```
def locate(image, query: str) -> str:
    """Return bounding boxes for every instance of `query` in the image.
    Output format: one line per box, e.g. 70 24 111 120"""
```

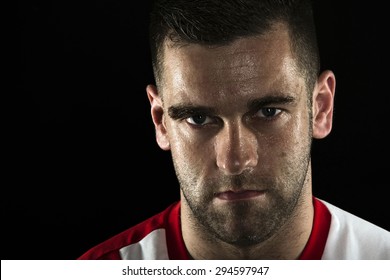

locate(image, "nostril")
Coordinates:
217 150 258 175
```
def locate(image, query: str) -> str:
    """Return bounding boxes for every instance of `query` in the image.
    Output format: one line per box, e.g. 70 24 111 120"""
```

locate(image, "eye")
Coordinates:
185 114 214 126
256 108 282 119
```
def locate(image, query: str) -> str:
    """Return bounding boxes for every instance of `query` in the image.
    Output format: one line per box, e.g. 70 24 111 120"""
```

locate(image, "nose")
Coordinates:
215 121 258 175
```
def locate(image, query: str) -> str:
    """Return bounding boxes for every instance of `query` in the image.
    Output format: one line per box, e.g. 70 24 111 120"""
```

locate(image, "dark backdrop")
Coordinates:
8 0 388 259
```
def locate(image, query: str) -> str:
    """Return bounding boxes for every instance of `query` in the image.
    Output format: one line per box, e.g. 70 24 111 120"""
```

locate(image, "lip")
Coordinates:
215 190 266 201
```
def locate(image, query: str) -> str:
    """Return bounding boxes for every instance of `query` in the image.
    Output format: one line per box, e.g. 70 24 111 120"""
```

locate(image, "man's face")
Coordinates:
155 24 313 245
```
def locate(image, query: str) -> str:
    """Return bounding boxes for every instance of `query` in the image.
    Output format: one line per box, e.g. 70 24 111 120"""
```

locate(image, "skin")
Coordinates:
146 23 336 259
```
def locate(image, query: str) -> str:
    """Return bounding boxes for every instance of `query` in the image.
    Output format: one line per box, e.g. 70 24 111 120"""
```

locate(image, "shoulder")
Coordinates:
318 199 390 259
77 202 182 260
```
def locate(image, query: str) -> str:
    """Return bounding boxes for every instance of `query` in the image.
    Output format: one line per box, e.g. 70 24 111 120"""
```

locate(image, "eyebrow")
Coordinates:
168 105 215 120
168 95 297 120
247 95 296 111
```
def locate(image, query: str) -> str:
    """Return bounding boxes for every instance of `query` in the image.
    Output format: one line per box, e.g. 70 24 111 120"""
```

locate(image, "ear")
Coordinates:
146 84 171 150
312 70 336 139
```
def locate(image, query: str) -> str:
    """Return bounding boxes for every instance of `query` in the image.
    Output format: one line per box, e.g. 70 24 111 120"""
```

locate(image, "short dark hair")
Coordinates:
149 0 320 94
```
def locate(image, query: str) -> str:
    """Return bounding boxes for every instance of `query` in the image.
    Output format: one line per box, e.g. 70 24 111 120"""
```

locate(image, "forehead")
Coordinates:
160 24 303 106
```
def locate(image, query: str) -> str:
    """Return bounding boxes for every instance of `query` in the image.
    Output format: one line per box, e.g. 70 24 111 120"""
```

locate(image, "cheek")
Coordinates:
168 124 195 154
263 117 310 157
168 124 192 151
168 125 216 166
280 119 312 161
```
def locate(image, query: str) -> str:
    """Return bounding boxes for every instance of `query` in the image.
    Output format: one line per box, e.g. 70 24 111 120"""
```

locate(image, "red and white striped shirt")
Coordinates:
78 197 390 260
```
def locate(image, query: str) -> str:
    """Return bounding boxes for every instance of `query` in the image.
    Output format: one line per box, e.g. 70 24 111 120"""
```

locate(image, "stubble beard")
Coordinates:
176 149 311 247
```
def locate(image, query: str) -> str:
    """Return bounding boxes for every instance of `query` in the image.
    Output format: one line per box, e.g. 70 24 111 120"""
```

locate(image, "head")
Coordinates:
149 0 321 94
146 0 335 247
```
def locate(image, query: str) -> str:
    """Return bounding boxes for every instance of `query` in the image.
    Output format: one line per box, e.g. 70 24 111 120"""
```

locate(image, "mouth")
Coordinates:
215 190 266 201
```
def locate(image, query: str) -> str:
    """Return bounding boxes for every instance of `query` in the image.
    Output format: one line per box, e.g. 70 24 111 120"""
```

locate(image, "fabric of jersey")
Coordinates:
77 197 390 260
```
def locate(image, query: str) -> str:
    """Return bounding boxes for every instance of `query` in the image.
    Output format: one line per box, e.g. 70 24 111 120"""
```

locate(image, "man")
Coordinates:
78 0 390 259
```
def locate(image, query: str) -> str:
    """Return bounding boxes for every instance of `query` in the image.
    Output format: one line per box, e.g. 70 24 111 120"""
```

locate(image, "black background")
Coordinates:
8 0 389 260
